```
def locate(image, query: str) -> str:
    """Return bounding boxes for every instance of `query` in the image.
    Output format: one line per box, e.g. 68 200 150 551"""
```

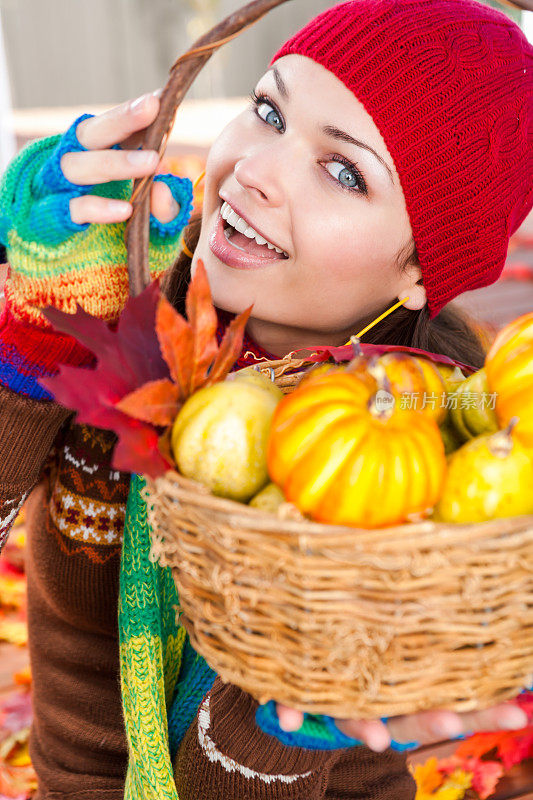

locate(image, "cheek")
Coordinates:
204 115 249 185
297 203 397 283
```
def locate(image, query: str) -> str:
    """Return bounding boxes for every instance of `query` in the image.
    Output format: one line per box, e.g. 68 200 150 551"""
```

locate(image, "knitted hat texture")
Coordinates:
270 0 533 317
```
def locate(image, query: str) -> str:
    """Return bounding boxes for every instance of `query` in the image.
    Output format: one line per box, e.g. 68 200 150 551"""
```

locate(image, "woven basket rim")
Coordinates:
148 469 533 544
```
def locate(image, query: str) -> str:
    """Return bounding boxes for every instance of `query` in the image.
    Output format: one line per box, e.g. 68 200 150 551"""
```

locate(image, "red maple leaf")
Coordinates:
40 262 251 478
307 342 476 374
40 280 170 477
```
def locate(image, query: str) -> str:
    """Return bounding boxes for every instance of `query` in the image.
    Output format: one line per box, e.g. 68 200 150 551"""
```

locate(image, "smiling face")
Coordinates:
191 54 421 356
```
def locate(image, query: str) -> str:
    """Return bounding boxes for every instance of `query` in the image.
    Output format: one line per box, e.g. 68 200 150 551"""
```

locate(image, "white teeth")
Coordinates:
227 209 240 228
234 216 249 235
220 200 288 257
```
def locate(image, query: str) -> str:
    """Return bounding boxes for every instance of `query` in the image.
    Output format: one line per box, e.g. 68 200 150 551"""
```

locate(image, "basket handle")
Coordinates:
125 0 294 297
495 0 533 10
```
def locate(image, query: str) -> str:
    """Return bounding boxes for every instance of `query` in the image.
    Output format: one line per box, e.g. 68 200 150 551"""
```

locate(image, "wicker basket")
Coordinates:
145 359 533 719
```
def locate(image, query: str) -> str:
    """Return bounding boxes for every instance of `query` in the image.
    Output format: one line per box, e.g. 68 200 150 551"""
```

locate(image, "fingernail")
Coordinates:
130 93 150 112
127 150 157 167
153 88 163 98
107 200 131 215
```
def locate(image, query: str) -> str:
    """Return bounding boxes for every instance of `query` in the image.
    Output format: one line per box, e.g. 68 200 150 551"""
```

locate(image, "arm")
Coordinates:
0 94 194 550
0 99 193 330
173 678 337 800
0 384 71 550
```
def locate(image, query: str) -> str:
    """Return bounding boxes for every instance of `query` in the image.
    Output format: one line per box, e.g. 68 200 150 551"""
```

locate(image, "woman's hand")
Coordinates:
275 699 529 753
62 92 179 227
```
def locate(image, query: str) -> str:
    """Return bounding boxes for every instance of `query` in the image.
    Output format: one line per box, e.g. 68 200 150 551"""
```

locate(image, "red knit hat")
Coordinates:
270 0 533 318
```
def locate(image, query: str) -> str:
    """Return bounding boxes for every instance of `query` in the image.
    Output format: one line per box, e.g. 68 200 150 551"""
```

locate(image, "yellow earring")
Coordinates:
343 296 410 345
193 170 206 190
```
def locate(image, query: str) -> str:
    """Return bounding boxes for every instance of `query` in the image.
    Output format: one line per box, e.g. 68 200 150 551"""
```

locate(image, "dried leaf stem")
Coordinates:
126 0 293 296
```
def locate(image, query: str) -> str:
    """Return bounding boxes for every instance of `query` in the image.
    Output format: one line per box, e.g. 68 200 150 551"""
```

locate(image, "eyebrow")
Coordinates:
264 66 395 185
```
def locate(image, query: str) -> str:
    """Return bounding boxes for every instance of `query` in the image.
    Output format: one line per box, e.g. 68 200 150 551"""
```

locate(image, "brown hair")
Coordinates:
163 215 487 369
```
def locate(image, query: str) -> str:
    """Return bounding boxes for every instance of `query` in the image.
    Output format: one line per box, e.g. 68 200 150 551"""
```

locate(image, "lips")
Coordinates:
209 208 288 270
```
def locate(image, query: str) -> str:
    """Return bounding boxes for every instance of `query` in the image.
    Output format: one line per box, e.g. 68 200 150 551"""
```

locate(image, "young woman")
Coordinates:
0 1 530 798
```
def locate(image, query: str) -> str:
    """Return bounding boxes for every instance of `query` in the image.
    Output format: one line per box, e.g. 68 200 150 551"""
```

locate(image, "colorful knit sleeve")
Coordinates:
0 118 193 398
0 116 194 330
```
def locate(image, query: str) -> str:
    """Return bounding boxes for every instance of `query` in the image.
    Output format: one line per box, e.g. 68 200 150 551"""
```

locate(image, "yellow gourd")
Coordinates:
434 419 533 523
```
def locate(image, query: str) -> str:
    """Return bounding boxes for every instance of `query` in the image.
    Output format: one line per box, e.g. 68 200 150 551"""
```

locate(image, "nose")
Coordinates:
233 148 285 207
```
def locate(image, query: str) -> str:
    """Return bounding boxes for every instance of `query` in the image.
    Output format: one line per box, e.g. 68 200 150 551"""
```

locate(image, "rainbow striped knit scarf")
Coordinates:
119 474 216 799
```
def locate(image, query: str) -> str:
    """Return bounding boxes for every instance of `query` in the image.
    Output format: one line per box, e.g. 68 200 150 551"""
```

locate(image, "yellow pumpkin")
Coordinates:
267 371 446 529
485 312 533 449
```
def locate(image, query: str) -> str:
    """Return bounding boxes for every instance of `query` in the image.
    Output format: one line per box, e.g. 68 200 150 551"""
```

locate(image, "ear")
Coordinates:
398 266 427 311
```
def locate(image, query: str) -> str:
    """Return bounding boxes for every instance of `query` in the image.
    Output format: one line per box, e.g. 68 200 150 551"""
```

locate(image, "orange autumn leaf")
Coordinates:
412 757 443 796
456 727 533 770
155 260 217 398
116 379 181 427
13 668 31 689
206 306 252 386
156 297 194 400
185 261 218 393
118 260 251 434
413 758 473 800
150 258 251 409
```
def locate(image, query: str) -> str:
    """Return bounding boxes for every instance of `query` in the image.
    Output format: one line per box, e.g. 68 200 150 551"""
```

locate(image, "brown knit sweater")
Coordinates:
0 383 416 800
0 385 130 799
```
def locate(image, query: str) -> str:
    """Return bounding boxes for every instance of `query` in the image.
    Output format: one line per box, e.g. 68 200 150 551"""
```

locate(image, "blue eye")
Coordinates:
249 91 284 132
325 160 362 190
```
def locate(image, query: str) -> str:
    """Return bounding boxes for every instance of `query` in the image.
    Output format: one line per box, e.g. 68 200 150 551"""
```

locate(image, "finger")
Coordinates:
61 149 159 186
335 718 391 753
76 92 160 151
386 701 528 749
386 710 463 747
275 704 304 732
70 195 132 226
453 702 528 735
151 180 180 223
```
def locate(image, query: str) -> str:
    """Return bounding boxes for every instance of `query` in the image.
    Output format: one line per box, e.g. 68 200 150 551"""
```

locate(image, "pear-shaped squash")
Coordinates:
449 368 498 442
434 419 533 523
171 370 282 502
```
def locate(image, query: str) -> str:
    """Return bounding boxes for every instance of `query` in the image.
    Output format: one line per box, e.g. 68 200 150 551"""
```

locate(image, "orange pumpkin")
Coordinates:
267 370 446 529
346 352 447 424
485 312 533 448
